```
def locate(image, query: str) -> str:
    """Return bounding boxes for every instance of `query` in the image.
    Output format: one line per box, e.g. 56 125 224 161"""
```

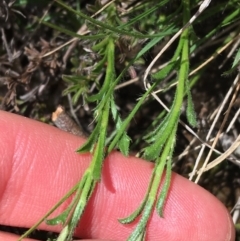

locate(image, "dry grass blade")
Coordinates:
194 74 240 182
197 134 240 173
190 74 240 181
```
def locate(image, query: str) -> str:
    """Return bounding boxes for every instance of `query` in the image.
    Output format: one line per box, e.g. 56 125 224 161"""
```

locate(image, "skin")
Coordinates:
0 110 235 241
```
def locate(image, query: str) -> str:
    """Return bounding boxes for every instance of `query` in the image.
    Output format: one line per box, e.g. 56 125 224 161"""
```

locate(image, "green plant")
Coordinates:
14 0 240 240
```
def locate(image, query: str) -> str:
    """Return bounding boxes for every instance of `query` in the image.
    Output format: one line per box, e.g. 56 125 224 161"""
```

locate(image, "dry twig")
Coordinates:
52 105 86 137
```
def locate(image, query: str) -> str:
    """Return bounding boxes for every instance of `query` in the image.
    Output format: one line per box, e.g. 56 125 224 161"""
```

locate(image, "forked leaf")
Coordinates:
155 123 176 216
47 174 88 226
66 178 96 240
88 39 115 103
156 153 172 217
108 35 174 153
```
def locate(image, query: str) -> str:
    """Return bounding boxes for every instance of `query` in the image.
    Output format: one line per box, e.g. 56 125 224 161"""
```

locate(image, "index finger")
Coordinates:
0 111 235 240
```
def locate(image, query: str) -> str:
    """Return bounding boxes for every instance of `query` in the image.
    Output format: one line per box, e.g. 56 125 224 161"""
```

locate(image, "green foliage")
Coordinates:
17 0 240 240
232 48 240 69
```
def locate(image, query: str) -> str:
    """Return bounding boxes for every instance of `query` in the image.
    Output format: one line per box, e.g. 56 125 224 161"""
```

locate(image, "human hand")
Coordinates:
0 111 235 241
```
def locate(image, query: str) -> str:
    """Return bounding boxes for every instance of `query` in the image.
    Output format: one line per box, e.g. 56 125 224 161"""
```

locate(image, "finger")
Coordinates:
0 231 110 241
0 111 235 241
0 231 38 241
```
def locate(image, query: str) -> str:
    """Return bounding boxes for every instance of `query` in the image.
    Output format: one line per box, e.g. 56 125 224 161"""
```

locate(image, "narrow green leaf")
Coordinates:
66 177 96 241
127 200 153 241
90 38 114 180
110 97 130 156
76 120 101 153
87 39 115 103
102 31 173 154
72 88 84 105
118 0 169 29
118 133 131 156
232 48 240 69
143 113 172 160
135 31 171 59
91 95 110 180
108 82 158 153
152 59 178 80
92 54 107 73
87 87 107 103
156 145 173 216
119 168 156 224
91 134 105 180
190 8 240 53
92 37 110 52
143 111 170 143
54 0 177 39
42 21 105 40
62 75 89 83
46 174 88 226
152 35 183 80
46 209 70 225
185 79 197 127
143 33 186 160
119 197 147 224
